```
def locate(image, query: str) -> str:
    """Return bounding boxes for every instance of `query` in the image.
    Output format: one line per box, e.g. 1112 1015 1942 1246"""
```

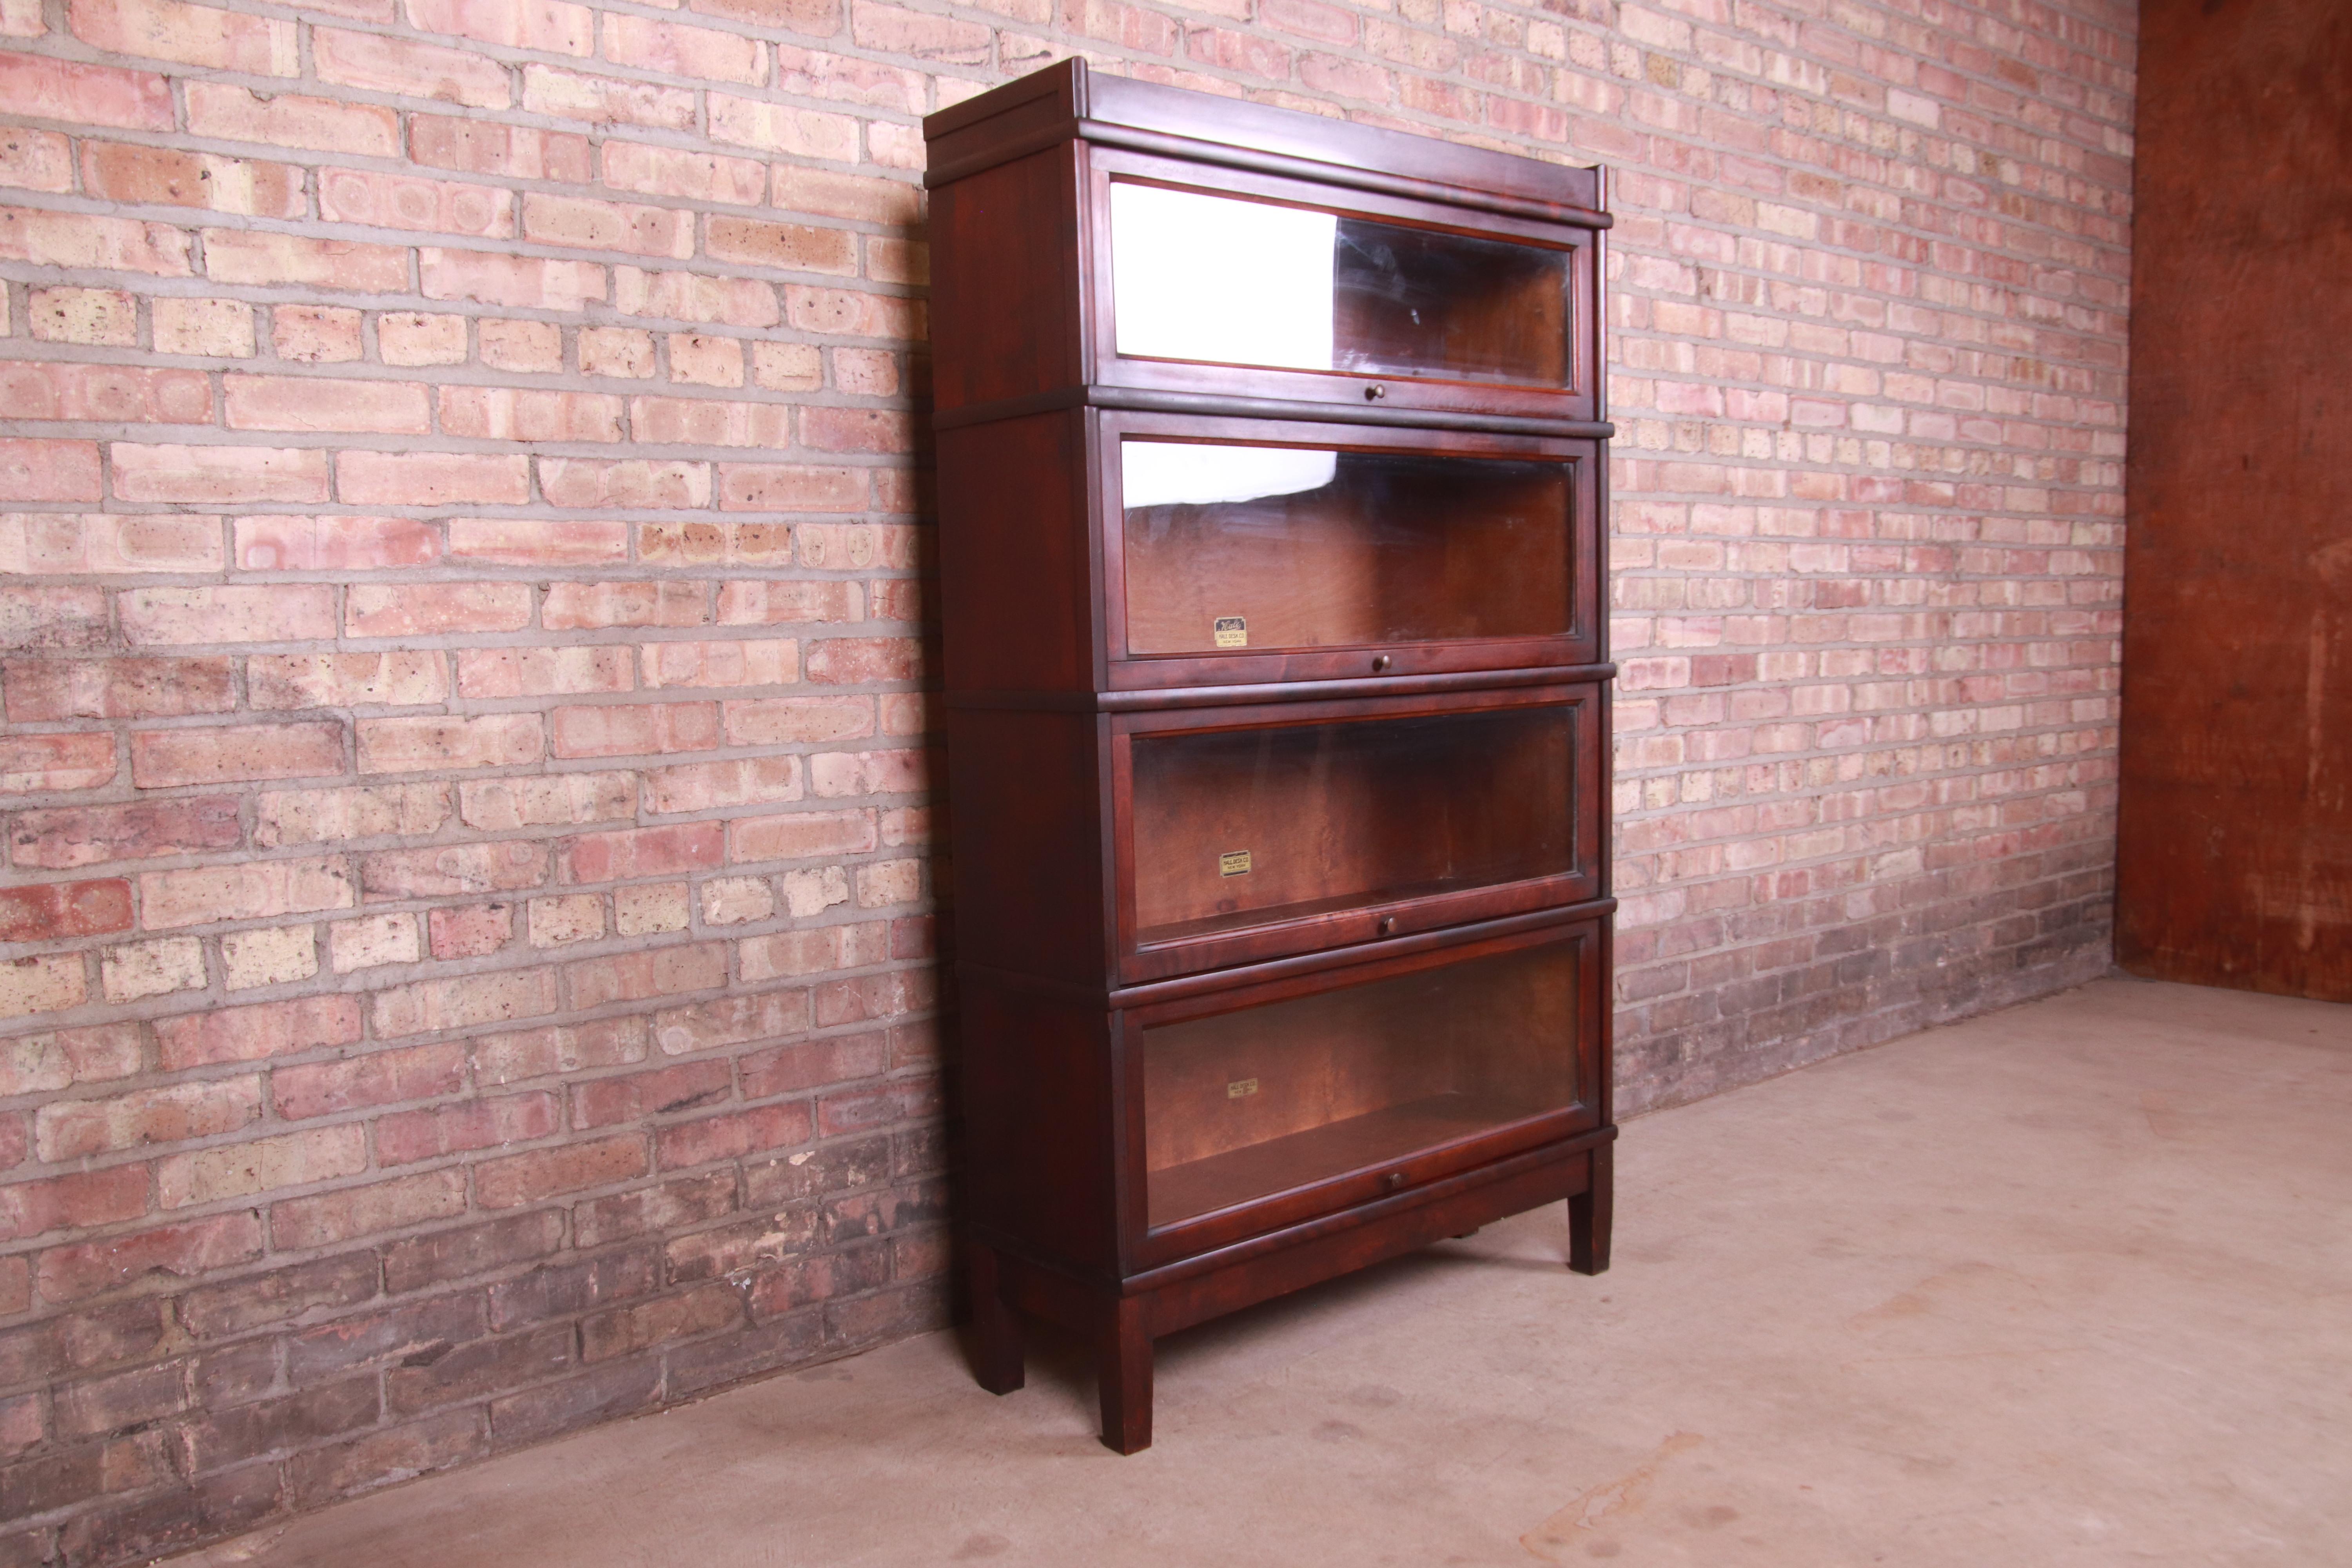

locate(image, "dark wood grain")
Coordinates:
928 60 1615 1451
2115 0 2352 1002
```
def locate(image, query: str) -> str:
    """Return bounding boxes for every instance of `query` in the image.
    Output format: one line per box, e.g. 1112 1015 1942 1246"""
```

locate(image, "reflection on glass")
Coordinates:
1109 183 1338 372
1143 942 1579 1227
1122 441 1571 655
1109 182 1571 388
1129 706 1575 947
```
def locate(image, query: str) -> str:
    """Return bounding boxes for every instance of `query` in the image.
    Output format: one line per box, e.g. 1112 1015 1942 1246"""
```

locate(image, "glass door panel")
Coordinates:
1120 439 1572 657
1129 704 1575 949
1109 181 1573 389
1142 941 1580 1229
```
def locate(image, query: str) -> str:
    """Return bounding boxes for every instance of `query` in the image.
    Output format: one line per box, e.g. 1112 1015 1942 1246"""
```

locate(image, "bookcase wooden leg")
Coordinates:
1096 1295 1154 1454
1569 1143 1613 1276
968 1240 1025 1395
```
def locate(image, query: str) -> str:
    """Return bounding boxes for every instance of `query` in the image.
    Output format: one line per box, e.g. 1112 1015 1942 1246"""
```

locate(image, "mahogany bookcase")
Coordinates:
924 58 1616 1453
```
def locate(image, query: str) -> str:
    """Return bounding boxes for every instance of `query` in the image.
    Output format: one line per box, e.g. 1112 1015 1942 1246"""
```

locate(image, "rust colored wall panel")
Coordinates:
2117 0 2352 999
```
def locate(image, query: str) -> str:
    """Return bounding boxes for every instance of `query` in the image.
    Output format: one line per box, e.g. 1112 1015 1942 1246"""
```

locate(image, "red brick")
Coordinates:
154 994 362 1071
848 0 987 60
642 638 799 690
376 1091 559 1168
184 1376 379 1472
579 1281 739 1361
715 462 866 512
570 1059 731 1129
0 732 116 793
234 514 440 570
427 902 512 958
111 443 328 503
799 407 915 453
802 636 921 685
339 451 530 506
270 1169 468 1250
118 584 336 644
0 54 169 131
380 1211 561 1294
0 361 214 423
720 696 871 746
314 25 511 109
370 968 558 1038
155 1123 367 1209
472 1016 646 1087
178 1254 377 1339
272 303 363 361
537 457 710 509
474 1134 645 1209
346 581 532 637
541 581 706 629
705 216 857 275
410 115 590 181
360 840 548 899
419 248 605 310
67 0 298 73
204 228 407 290
358 713 543 774
129 722 343 788
771 164 922 224
627 396 792 448
611 266 779 327
249 652 447 710
406 0 592 53
0 1165 148 1243
454 646 632 699
274 1041 467 1120
285 1411 488 1510
645 756 802 815
782 285 922 340
653 1100 811 1170
36 1211 263 1303
550 701 720 758
0 878 132 942
4 657 234 721
521 63 695 129
0 439 102 502
439 389 624 444
0 125 71 192
224 373 432 433
600 141 765 205
0 205 189 274
521 193 695 260
564 942 726 1009
558 822 725 886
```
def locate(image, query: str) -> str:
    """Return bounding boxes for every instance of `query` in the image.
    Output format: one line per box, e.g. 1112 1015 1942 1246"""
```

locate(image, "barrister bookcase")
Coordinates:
924 59 1616 1453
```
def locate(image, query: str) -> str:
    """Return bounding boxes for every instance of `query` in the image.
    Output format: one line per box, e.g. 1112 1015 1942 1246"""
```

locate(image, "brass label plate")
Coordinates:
1212 615 1247 648
1227 1078 1259 1099
1218 849 1252 877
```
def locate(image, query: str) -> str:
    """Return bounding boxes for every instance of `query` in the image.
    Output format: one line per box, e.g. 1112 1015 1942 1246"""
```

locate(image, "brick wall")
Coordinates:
0 0 2132 1558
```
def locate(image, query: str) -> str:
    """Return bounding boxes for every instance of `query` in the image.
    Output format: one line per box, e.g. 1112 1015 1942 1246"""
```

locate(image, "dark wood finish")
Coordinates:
966 1239 1025 1395
1080 147 1601 425
1100 410 1604 689
932 62 1615 1452
2115 0 2352 1003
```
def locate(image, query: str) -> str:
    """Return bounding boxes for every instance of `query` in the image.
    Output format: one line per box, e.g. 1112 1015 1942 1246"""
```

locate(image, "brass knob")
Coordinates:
1371 654 1391 672
1377 916 1396 936
1383 1171 1406 1190
1364 383 1386 401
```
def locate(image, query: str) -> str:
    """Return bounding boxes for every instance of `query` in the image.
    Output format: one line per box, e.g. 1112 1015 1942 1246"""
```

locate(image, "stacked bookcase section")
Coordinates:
925 59 1616 1452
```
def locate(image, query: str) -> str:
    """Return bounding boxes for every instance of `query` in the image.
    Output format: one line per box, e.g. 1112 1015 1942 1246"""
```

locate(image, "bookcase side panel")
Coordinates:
928 145 1087 414
944 707 1111 985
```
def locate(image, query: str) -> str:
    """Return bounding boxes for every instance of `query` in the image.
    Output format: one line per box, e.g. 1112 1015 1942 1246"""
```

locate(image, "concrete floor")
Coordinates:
174 976 2352 1568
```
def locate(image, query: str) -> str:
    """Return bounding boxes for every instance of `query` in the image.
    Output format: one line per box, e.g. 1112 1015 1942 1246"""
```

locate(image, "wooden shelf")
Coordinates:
1147 1090 1535 1228
931 56 1615 1455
